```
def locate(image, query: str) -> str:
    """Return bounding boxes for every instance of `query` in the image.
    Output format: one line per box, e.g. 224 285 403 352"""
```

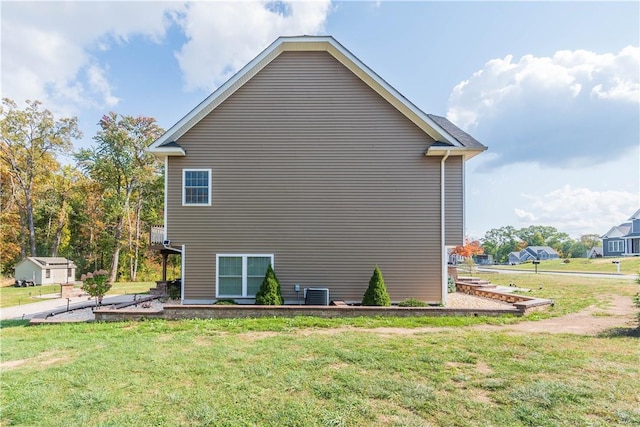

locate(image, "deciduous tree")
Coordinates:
76 113 163 283
0 98 81 256
452 237 484 258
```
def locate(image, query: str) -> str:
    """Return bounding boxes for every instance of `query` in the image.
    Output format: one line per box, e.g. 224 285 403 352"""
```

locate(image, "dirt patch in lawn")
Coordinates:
0 351 73 371
478 294 638 336
237 295 638 338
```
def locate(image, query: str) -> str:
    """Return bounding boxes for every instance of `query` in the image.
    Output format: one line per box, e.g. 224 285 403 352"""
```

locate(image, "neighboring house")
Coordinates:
586 247 603 258
148 36 487 305
14 257 76 285
602 209 640 257
602 224 631 257
475 254 494 265
508 246 560 265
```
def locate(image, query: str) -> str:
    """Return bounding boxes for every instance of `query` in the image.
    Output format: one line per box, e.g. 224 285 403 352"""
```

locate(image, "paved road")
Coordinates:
0 294 139 320
477 268 637 280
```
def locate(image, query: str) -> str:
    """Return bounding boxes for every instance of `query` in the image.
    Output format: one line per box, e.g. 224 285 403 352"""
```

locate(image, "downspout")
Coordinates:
181 244 185 302
441 150 450 305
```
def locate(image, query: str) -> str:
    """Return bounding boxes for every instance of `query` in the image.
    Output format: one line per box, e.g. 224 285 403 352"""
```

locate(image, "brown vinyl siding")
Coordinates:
167 51 464 303
445 155 464 246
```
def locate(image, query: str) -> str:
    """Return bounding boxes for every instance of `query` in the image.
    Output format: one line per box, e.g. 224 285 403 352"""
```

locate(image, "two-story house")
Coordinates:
602 209 640 257
148 36 486 305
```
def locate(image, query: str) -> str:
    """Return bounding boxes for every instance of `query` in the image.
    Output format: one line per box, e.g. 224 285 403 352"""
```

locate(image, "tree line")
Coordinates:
1 98 165 282
480 225 601 263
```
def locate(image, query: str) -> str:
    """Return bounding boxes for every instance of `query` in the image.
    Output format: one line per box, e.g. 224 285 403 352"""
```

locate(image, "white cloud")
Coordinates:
1 1 331 115
465 146 639 239
86 65 120 108
514 185 639 237
447 46 640 170
174 1 332 91
1 2 179 115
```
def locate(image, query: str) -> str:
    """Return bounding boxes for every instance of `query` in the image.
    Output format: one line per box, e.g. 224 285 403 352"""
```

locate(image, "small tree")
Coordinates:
362 265 391 306
81 269 111 306
255 264 283 305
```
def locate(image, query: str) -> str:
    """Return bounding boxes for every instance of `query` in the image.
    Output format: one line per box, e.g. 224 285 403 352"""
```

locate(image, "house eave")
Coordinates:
148 146 186 157
425 146 486 160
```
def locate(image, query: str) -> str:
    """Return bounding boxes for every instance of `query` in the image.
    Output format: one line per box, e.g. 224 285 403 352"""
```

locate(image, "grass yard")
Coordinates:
1 273 639 426
1 318 639 426
0 281 153 309
486 256 640 275
475 273 638 318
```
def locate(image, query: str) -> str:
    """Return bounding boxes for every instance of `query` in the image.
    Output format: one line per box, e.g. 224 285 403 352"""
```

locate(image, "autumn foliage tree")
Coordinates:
0 98 81 257
452 237 484 259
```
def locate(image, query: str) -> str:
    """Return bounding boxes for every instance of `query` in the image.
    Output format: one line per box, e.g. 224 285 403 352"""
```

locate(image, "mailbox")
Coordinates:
532 260 540 273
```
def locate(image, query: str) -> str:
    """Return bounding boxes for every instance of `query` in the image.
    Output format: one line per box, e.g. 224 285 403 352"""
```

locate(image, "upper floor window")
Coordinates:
183 169 211 206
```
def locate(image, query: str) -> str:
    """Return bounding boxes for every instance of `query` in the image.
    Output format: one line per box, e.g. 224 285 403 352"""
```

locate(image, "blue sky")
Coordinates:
2 1 639 239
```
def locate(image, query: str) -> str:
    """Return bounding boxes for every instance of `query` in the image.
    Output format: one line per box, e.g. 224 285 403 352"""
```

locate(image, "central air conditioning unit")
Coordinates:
305 287 330 306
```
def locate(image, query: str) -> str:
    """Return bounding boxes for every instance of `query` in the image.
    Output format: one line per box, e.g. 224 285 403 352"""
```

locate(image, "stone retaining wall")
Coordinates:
456 281 552 310
94 304 520 322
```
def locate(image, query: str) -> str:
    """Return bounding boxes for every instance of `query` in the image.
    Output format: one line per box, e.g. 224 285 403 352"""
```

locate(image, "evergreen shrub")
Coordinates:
448 275 457 293
398 298 428 307
255 264 284 305
362 265 391 306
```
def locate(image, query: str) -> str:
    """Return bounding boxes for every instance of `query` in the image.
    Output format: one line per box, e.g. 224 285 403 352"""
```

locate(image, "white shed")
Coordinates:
14 257 77 285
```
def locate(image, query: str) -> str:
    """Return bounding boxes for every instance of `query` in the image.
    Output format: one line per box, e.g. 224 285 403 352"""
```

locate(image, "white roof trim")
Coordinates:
425 146 485 160
602 225 627 239
149 36 470 154
150 146 186 157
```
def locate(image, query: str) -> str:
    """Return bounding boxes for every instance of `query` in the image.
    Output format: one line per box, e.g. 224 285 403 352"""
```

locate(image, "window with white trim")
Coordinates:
183 169 211 206
216 255 273 297
608 240 624 252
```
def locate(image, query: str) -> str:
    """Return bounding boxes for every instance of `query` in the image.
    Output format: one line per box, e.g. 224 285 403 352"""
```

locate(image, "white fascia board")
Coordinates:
425 146 486 160
149 146 186 157
148 36 471 153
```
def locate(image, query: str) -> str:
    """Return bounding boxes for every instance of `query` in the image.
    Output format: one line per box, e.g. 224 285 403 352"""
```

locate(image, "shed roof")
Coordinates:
20 257 77 269
148 35 487 159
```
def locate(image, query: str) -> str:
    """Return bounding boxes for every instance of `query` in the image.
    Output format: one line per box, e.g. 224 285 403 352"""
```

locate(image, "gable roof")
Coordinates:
148 35 487 159
602 223 631 239
525 246 559 255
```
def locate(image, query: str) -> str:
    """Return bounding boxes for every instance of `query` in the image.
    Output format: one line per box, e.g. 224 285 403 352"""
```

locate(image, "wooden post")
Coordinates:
162 252 168 281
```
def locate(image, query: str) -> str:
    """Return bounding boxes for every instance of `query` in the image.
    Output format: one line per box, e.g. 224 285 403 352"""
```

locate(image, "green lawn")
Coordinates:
1 274 639 426
485 256 640 275
0 281 153 309
475 273 637 318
